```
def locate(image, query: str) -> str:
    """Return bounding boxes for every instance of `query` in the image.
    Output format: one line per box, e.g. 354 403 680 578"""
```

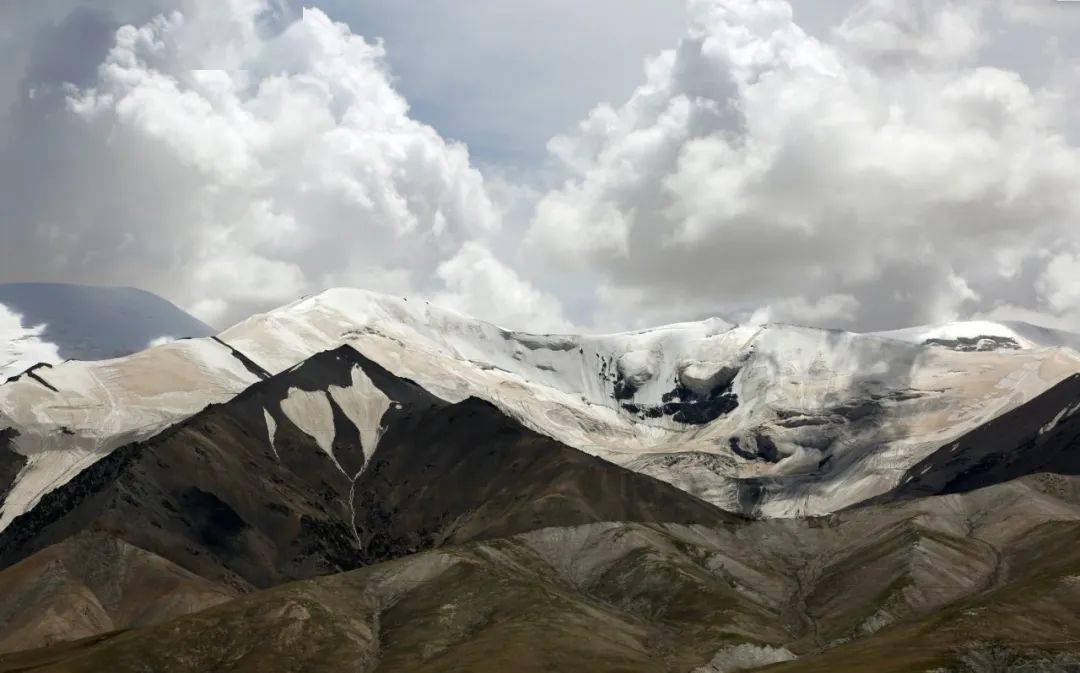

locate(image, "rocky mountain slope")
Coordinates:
0 344 735 651
876 372 1080 503
3 289 1078 529
0 532 236 655
1 289 1080 670
3 472 1080 672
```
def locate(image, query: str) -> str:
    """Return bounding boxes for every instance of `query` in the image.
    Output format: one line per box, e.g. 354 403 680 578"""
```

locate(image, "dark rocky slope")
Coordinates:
873 372 1080 503
353 394 737 562
7 473 1080 673
0 346 736 650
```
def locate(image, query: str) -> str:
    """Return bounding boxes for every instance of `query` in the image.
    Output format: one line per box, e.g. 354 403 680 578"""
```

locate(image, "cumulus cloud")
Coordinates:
1039 250 1080 316
58 1 503 326
836 0 985 66
147 335 178 348
0 0 571 333
527 0 1080 331
0 305 61 380
747 294 860 327
432 241 573 333
5 0 1080 335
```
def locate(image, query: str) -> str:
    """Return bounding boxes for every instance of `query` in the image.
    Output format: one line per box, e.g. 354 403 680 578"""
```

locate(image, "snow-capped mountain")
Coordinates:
871 319 1080 352
2 288 1079 531
0 283 213 381
4 287 1080 669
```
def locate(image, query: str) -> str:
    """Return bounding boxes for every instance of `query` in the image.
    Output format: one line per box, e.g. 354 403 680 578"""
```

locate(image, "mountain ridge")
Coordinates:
2 289 1080 668
0 344 734 601
3 287 1079 528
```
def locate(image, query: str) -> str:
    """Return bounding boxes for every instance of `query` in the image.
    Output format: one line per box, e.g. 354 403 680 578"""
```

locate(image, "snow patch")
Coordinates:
279 388 341 472
1039 400 1080 436
328 365 391 462
263 408 278 459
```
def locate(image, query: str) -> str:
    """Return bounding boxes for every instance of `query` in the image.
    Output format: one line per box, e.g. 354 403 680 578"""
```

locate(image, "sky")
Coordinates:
2 0 1080 334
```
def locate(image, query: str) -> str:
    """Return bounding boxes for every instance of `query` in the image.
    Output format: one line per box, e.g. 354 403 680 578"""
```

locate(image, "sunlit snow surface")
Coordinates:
873 320 1080 351
220 291 1080 515
0 338 261 531
3 287 1080 531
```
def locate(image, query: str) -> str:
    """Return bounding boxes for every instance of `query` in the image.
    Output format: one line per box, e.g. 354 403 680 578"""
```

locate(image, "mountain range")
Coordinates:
1 284 1080 672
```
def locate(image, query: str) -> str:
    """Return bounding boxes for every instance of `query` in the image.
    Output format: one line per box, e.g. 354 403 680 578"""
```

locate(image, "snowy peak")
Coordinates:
3 286 1080 526
870 319 1080 353
219 290 1080 514
0 342 732 594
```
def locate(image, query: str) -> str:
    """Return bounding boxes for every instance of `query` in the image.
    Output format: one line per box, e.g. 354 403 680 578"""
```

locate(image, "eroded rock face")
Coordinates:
923 335 1021 352
10 472 1080 672
0 532 236 654
620 360 742 425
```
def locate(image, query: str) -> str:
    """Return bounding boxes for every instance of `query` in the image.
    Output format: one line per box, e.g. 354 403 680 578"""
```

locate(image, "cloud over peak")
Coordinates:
527 0 1080 331
68 2 505 325
4 0 1080 334
6 0 544 328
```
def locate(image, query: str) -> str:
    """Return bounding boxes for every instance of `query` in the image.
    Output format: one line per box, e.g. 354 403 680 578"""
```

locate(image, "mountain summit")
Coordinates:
5 288 1078 527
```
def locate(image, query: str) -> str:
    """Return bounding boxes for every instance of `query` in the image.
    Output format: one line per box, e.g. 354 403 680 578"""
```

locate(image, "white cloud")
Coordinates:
0 305 61 380
7 0 1080 335
527 0 1080 331
147 335 178 348
432 241 573 333
927 271 981 324
836 0 986 67
1000 0 1080 30
52 0 554 328
747 294 860 327
1039 250 1080 315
